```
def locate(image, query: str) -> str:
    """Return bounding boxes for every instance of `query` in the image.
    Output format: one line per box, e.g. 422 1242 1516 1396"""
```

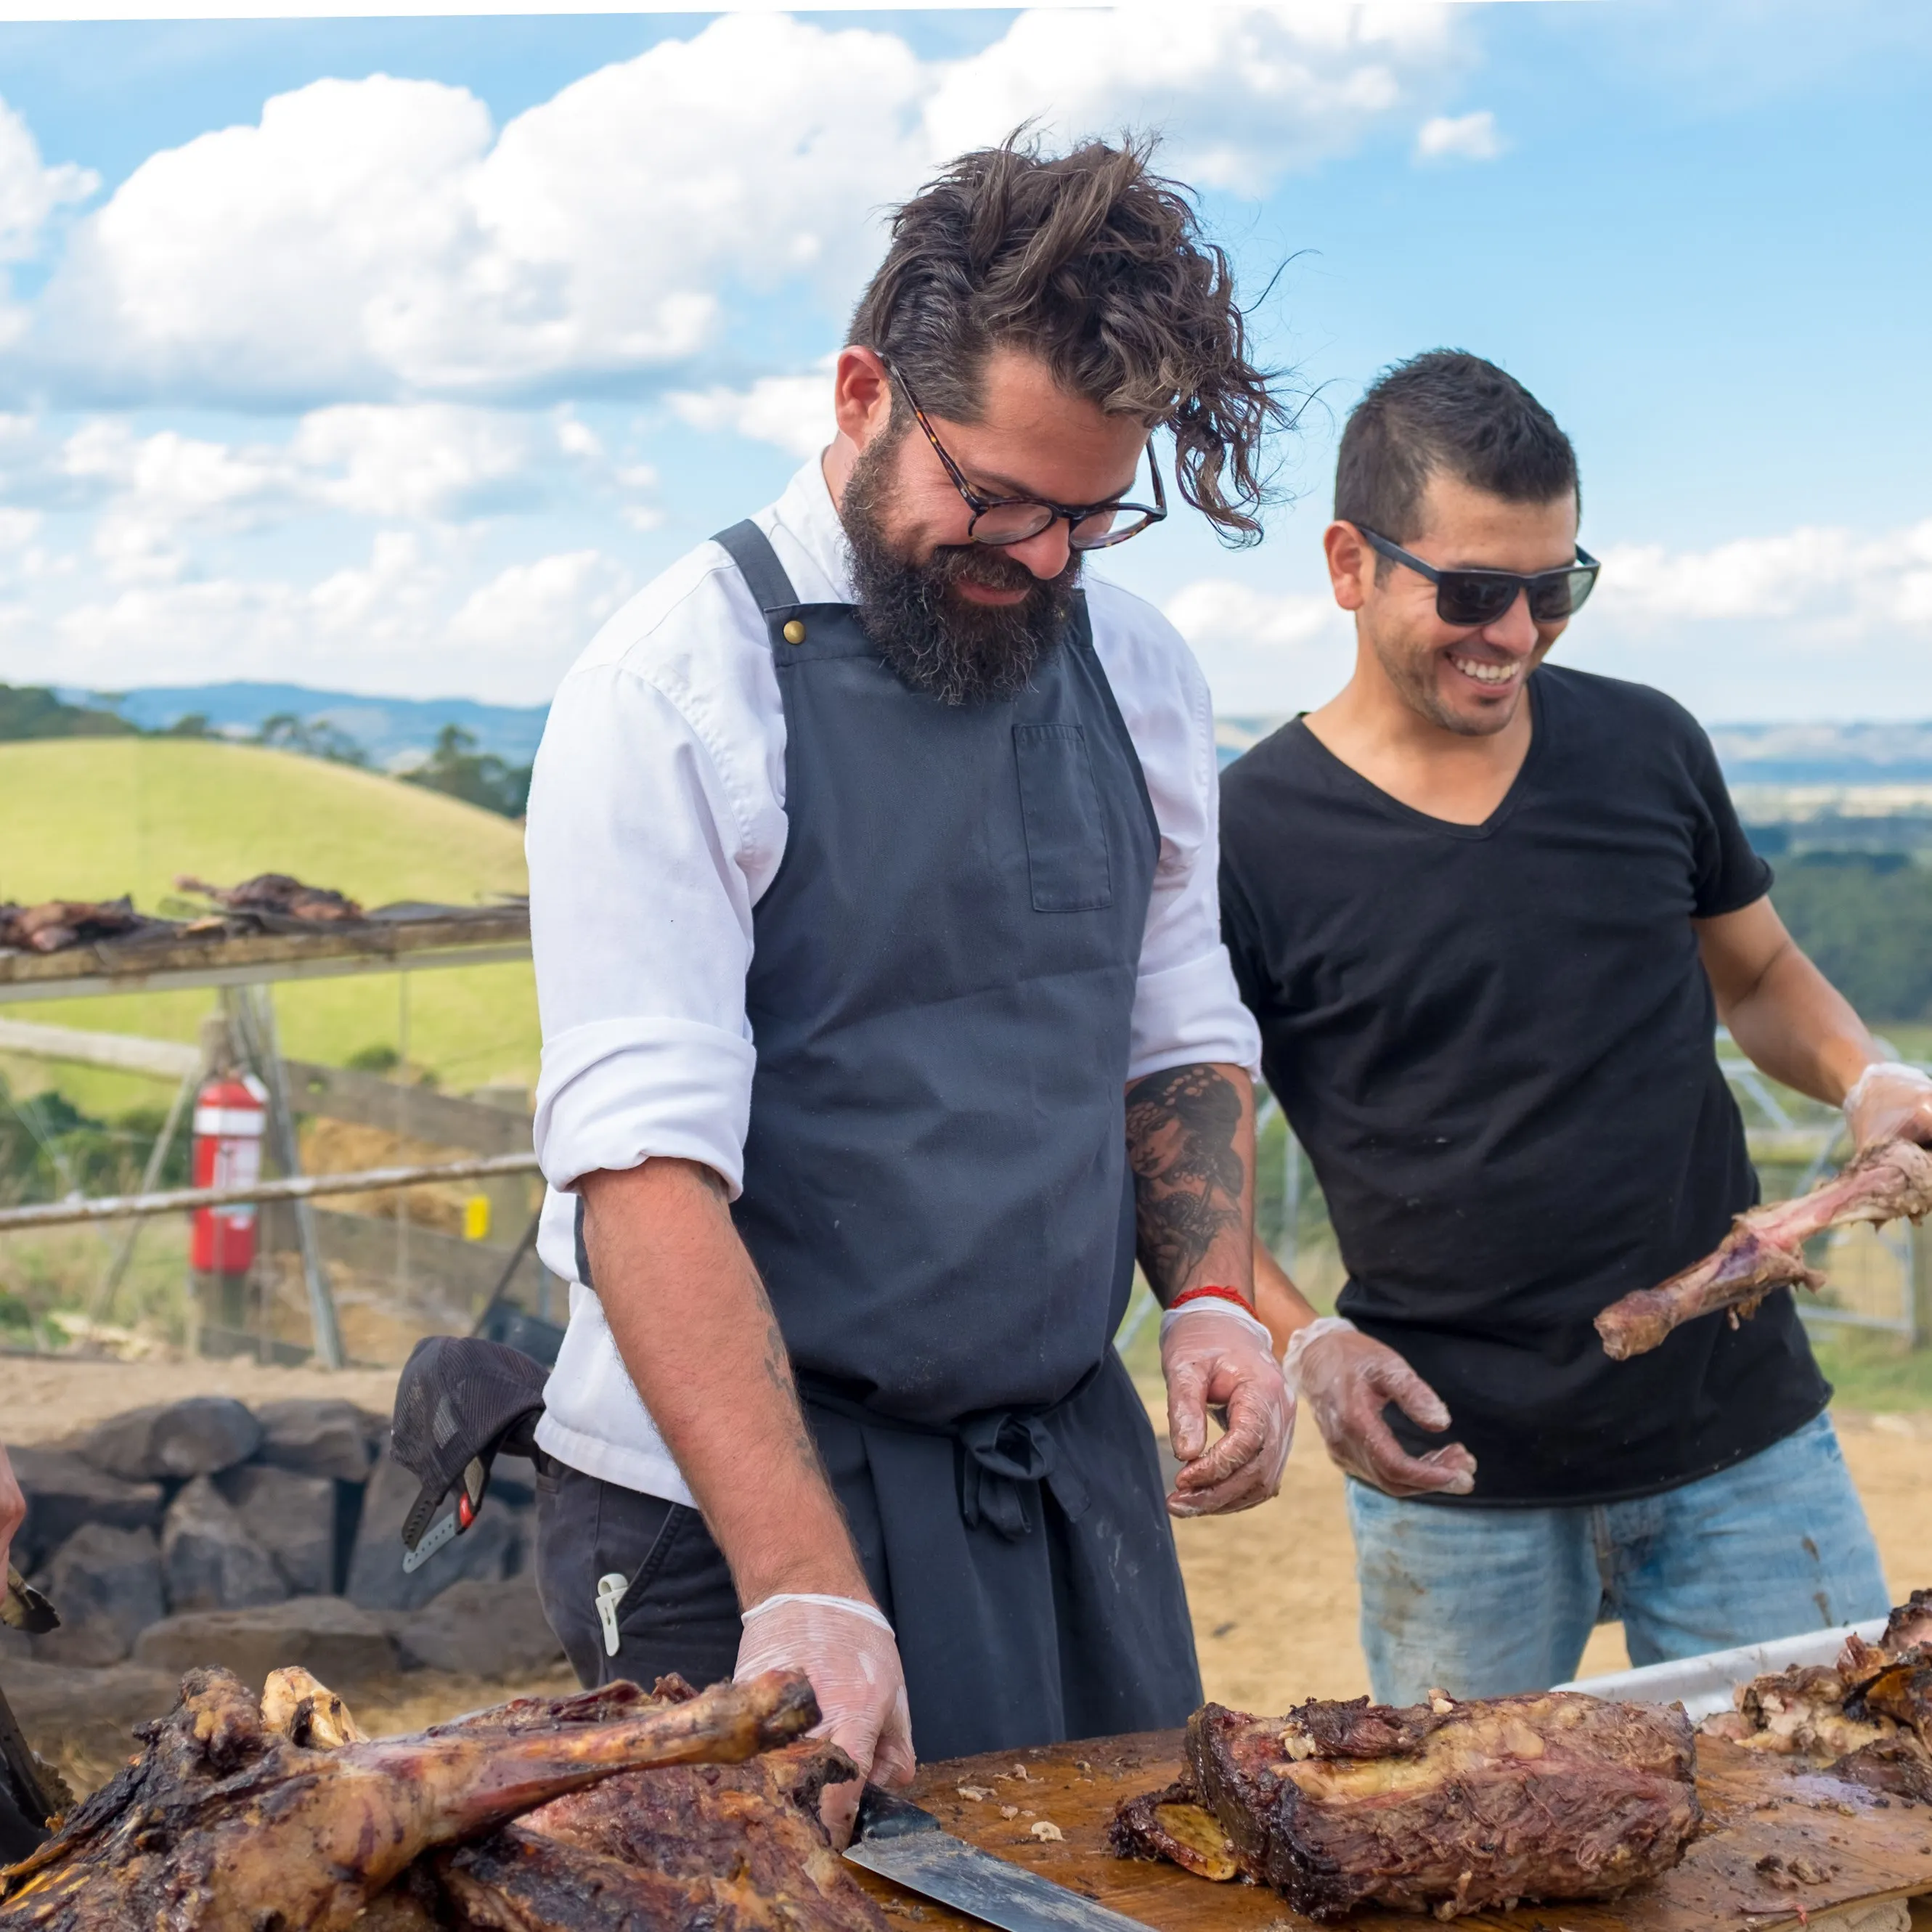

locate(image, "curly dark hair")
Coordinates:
848 134 1287 547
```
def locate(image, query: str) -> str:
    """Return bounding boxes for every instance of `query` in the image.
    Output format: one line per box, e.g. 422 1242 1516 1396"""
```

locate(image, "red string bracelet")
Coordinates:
1167 1284 1257 1317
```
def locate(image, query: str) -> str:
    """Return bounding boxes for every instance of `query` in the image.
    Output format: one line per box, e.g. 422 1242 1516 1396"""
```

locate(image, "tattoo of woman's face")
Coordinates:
1125 1064 1245 1293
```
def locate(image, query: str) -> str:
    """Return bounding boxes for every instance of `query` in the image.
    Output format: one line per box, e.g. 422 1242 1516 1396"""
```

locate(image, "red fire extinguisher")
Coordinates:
189 1073 269 1275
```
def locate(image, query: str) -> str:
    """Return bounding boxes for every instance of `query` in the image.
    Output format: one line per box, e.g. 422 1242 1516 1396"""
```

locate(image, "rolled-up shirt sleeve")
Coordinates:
527 647 766 1198
1089 582 1264 1083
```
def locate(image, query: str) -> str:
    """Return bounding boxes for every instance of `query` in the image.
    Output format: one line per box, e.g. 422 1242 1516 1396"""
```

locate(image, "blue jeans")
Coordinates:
1347 1413 1889 1705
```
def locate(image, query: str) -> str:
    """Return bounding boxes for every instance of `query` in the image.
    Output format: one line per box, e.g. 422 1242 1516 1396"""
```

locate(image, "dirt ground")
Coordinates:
11 1352 1932 1726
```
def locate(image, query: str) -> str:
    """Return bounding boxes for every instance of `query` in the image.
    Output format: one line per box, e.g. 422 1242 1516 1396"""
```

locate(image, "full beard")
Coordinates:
841 433 1079 706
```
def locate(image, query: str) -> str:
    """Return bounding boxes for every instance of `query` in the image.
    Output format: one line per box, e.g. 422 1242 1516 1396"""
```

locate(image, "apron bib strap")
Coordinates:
714 520 801 616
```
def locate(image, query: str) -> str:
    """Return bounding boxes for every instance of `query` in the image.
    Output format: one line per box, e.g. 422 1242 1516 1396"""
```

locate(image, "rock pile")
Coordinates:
7 1395 562 1689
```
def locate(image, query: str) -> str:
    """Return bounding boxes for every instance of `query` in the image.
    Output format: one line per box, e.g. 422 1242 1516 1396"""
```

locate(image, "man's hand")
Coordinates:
1287 1316 1476 1499
1844 1061 1932 1153
0 1446 22 1580
736 1593 915 1843
1161 1303 1292 1515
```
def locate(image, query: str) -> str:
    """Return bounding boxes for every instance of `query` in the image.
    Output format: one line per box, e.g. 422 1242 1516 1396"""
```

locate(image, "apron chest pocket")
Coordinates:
1013 723 1113 913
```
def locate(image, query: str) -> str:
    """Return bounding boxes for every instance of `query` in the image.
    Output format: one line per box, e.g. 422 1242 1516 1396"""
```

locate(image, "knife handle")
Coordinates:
854 1785 941 1841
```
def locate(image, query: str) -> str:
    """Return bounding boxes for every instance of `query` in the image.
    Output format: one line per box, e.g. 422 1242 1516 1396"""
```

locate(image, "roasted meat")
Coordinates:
0 1665 816 1931
176 872 364 923
1597 1138 1932 1360
1116 1692 1701 1922
0 897 156 954
1697 1591 1932 1803
1108 1779 1239 1880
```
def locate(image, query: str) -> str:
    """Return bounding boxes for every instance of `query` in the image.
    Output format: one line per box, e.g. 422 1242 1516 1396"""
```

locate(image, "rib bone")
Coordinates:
1596 1138 1932 1361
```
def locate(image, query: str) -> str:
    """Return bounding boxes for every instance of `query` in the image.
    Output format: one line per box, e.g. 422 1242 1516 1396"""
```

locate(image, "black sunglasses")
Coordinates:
885 359 1167 552
1354 523 1599 627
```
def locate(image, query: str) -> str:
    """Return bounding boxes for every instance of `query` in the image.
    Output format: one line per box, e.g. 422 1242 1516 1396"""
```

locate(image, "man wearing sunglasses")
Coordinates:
1221 349 1925 1702
521 136 1293 1822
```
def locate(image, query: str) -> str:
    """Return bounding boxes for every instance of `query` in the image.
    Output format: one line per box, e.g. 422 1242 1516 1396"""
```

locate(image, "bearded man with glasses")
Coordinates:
519 136 1293 1822
1222 349 1926 1703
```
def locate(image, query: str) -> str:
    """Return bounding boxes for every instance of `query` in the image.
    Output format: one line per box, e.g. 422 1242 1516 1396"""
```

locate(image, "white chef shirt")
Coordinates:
528 456 1261 1502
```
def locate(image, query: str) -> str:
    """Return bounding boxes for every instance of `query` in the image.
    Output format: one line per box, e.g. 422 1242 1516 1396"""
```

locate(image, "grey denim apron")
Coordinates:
720 520 1199 1758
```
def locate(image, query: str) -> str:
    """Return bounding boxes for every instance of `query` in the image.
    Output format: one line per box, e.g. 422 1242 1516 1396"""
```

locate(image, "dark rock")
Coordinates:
6 1658 177 1773
81 1397 262 1482
10 1446 163 1568
390 1573 564 1678
133 1595 397 1691
251 1399 375 1483
216 1464 335 1596
29 1524 165 1666
345 1453 515 1613
161 1475 286 1613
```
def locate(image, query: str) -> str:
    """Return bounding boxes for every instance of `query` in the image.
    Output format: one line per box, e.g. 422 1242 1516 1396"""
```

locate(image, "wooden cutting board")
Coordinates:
842 1730 1932 1931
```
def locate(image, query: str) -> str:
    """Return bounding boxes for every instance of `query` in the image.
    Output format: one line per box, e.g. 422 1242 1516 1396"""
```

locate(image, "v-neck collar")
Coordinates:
1292 672 1549 841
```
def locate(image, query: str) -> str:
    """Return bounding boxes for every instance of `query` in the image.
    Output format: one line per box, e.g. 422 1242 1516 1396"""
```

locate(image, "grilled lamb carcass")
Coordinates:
1597 1138 1932 1361
0 1665 817 1931
1117 1692 1700 1922
176 871 364 923
433 1682 887 1932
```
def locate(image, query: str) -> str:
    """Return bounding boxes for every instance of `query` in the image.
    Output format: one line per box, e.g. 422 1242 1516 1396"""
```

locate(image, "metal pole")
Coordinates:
89 1063 197 1321
0 1152 541 1232
237 986 346 1371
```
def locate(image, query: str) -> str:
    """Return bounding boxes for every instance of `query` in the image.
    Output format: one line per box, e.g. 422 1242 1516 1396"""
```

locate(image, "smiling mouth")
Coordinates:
1448 653 1522 688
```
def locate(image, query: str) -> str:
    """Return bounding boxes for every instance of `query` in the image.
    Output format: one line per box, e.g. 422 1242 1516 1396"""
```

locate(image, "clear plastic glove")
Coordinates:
0 1446 20 1581
1160 1300 1294 1517
1843 1061 1932 1152
735 1591 915 1843
1287 1316 1477 1498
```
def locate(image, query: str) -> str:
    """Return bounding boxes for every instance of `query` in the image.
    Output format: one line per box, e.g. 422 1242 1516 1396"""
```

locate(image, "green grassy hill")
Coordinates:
0 739 536 1110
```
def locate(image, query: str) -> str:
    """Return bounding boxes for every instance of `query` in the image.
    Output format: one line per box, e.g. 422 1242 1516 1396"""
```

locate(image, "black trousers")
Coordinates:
534 1459 741 1692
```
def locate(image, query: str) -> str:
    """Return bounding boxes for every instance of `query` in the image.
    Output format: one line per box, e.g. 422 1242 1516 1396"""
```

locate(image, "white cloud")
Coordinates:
1414 109 1503 163
669 357 837 459
24 9 1472 407
50 529 633 703
35 22 930 404
1594 519 1932 632
1162 575 1356 713
0 97 95 266
929 6 1462 197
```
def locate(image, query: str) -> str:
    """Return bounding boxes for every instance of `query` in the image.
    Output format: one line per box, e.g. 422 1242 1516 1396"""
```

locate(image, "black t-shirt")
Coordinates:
1219 664 1829 1505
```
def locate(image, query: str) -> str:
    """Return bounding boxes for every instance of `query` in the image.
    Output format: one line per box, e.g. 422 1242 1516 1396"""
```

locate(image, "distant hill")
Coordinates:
70 682 550 767
0 738 535 1106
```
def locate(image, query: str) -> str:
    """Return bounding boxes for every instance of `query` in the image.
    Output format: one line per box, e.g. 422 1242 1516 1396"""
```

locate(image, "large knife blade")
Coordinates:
844 1787 1152 1932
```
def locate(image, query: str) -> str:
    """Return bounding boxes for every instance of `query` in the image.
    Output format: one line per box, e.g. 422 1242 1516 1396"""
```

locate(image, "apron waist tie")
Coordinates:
797 1369 1099 1541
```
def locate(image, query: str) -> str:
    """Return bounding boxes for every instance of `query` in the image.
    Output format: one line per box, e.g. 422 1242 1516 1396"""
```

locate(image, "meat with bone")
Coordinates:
430 1676 887 1932
1117 1692 1701 1922
0 1664 817 1931
1700 1591 1932 1801
0 897 158 954
176 872 364 922
1596 1138 1932 1361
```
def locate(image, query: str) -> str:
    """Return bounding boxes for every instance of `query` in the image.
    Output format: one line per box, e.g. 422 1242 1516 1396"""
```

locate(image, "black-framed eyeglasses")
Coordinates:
885 358 1167 551
1353 523 1599 627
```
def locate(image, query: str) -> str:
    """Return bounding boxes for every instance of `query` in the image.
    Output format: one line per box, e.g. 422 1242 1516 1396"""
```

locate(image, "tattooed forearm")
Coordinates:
1125 1062 1253 1299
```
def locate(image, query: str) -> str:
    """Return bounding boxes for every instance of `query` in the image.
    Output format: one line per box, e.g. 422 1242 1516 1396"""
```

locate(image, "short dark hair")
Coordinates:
1334 350 1577 547
849 134 1287 545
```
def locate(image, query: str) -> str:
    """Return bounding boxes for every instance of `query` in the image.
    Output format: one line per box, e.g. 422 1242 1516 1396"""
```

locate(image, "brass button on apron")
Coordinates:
782 619 807 645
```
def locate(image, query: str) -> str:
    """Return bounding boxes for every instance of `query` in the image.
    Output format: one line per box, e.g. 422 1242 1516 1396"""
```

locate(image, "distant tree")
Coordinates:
256 712 370 767
161 712 214 738
1772 851 1932 1022
402 723 532 818
0 683 137 741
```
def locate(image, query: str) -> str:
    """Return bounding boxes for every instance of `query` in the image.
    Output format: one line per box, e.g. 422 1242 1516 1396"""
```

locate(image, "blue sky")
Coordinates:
0 1 1924 718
